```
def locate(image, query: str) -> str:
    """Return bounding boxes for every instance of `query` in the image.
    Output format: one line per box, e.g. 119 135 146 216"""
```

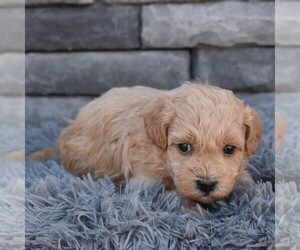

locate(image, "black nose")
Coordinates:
196 179 217 194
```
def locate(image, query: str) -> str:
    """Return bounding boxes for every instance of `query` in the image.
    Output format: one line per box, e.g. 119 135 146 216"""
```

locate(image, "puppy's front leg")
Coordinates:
129 175 156 187
129 172 175 191
236 169 255 186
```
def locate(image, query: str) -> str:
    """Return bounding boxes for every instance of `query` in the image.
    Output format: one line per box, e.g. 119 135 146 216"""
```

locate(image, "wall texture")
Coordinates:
25 0 275 97
24 0 278 124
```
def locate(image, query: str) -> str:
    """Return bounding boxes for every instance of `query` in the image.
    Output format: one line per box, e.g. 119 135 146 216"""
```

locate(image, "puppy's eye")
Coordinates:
224 145 236 155
178 143 192 154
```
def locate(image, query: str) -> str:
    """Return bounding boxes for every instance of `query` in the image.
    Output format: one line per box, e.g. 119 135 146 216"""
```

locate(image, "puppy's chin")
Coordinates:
183 193 224 204
194 196 219 204
193 193 231 204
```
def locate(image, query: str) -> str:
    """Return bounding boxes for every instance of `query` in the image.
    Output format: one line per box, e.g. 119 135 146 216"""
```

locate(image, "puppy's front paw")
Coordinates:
129 176 156 187
236 170 255 187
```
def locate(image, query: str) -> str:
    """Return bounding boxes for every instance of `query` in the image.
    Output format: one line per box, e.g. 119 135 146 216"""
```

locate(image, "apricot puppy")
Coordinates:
30 84 264 203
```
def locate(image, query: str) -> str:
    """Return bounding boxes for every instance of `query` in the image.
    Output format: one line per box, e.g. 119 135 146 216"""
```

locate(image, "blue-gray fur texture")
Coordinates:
275 93 300 249
0 161 25 250
25 94 278 249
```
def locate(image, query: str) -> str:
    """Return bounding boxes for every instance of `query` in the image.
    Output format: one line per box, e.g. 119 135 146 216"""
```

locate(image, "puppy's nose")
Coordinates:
196 179 217 194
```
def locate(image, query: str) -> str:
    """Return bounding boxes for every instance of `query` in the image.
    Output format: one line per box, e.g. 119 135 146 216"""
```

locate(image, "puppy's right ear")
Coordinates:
143 93 174 150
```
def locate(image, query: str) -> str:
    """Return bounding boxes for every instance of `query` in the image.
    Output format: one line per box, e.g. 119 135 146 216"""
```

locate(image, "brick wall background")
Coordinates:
25 0 277 124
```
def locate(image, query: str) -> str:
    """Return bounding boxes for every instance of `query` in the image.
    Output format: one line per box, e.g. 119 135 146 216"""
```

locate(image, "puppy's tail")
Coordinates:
27 148 57 161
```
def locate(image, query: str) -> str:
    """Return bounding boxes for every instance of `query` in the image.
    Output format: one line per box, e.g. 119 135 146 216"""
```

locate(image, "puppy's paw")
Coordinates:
129 176 156 187
236 170 255 187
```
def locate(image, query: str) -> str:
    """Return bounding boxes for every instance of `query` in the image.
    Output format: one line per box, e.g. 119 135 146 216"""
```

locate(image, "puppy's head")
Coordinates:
144 84 263 203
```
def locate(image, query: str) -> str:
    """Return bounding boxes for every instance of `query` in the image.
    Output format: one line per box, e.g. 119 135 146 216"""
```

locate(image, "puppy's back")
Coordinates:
57 86 162 180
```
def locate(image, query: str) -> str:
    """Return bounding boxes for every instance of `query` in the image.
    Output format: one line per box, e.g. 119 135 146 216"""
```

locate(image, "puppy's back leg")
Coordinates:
27 148 57 161
1 150 24 162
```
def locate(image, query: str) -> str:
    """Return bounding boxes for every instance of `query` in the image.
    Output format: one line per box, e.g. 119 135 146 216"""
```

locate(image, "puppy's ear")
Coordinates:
244 107 264 156
143 93 173 150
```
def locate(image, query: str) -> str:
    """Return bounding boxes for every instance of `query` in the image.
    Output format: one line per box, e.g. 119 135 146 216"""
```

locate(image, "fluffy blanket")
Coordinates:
18 93 298 249
0 161 25 249
0 97 25 249
275 93 300 248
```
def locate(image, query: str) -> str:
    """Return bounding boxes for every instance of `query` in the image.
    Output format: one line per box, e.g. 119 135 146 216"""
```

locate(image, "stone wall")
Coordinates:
25 0 276 97
276 2 300 92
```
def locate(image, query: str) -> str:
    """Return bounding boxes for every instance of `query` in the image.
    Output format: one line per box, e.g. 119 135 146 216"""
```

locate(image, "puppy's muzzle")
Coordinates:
196 179 217 195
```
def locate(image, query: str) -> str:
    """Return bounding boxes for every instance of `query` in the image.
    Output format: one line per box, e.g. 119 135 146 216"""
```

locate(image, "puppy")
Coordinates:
29 83 264 203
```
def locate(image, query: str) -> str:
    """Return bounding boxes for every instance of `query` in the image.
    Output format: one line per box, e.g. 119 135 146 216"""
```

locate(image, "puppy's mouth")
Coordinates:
196 195 219 204
192 192 220 204
195 190 234 204
194 187 234 204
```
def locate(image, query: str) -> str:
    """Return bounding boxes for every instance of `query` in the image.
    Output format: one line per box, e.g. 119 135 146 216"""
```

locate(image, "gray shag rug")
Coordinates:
0 97 25 249
25 93 277 249
0 161 25 250
275 93 300 249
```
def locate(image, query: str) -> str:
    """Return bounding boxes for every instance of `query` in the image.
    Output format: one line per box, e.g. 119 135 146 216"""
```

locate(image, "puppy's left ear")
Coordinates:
244 107 264 156
143 93 174 150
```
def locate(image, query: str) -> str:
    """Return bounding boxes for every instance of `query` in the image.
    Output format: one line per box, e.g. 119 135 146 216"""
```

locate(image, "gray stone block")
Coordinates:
0 54 25 95
0 8 24 52
142 2 274 48
276 48 300 92
25 94 274 126
0 0 24 6
26 0 93 5
0 97 25 126
26 97 91 126
276 2 300 46
193 48 274 92
26 51 190 95
26 3 139 51
0 98 24 157
105 0 273 3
